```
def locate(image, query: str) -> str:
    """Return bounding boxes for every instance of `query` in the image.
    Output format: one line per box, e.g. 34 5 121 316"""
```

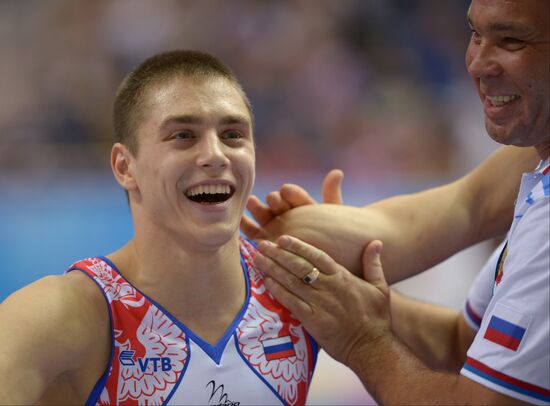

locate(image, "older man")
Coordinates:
253 0 549 404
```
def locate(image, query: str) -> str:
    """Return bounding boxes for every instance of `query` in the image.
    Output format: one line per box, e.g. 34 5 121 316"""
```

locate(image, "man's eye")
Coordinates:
173 131 194 140
222 130 243 140
502 37 525 50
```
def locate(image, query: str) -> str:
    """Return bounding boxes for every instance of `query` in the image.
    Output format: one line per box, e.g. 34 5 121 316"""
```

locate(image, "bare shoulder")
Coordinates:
0 272 110 403
0 272 109 372
1 272 108 340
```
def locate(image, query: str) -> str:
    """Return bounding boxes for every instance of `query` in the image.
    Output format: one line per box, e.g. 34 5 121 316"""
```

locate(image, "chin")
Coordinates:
190 225 239 249
485 120 523 147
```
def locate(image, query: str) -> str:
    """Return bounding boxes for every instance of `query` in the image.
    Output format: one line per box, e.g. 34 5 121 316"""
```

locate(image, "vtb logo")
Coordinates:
119 350 172 372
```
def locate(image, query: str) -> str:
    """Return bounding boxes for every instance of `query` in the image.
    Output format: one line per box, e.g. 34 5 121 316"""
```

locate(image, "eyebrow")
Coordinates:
160 114 251 131
219 115 251 126
467 15 533 35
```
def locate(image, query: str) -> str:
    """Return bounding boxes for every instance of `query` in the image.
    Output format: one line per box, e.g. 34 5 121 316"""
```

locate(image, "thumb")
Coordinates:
321 169 344 204
361 240 387 291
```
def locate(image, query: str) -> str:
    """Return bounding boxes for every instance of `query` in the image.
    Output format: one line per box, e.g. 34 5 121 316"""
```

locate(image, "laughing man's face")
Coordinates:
465 0 550 157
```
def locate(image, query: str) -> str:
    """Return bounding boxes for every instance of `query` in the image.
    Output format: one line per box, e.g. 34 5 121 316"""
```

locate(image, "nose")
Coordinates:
195 132 229 171
466 41 502 79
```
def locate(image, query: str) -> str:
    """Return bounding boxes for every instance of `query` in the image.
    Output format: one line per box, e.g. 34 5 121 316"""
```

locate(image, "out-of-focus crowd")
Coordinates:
0 0 497 182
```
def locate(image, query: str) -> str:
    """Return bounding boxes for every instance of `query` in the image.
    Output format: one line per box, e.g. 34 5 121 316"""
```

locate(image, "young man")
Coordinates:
0 51 317 405
251 0 549 404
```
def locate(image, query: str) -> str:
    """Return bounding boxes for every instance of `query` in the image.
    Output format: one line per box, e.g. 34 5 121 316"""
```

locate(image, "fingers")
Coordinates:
256 240 325 286
279 184 317 207
246 195 273 226
250 172 340 228
259 235 340 278
265 191 292 215
240 215 266 239
276 235 340 275
254 247 318 298
279 171 344 207
361 240 388 293
263 277 313 319
321 169 344 204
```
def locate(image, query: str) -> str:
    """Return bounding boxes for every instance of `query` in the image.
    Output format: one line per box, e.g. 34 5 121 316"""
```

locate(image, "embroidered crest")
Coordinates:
495 244 507 286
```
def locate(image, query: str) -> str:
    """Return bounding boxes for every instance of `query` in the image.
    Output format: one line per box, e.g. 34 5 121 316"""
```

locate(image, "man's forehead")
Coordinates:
468 0 550 38
150 76 241 101
146 76 252 121
468 0 544 23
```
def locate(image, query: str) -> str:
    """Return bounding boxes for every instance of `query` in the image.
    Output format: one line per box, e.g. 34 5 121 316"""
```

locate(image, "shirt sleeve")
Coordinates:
462 241 507 331
461 197 550 404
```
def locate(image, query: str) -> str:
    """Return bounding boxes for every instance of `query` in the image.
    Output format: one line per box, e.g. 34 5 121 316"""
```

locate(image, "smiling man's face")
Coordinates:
465 0 550 157
127 75 255 249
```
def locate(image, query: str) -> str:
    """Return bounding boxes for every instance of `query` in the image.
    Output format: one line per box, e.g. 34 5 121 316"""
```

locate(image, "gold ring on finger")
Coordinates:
302 267 320 285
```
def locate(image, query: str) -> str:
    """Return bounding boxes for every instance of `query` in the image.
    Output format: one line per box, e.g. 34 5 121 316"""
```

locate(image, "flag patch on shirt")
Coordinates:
261 336 296 360
483 304 530 351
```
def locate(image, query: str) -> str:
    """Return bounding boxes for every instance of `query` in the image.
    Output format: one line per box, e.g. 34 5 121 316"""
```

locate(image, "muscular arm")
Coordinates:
390 290 476 372
0 274 108 404
258 146 538 282
349 334 528 405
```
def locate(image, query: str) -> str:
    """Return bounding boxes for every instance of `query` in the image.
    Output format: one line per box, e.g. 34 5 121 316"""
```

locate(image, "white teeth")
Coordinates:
186 184 231 197
487 94 520 107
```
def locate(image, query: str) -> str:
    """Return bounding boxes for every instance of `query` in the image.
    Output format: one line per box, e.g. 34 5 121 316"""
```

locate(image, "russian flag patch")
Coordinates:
483 304 531 351
261 336 296 360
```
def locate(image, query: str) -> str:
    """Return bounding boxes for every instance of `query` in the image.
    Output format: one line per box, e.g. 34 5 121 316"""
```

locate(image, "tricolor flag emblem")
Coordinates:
483 305 530 351
261 336 296 360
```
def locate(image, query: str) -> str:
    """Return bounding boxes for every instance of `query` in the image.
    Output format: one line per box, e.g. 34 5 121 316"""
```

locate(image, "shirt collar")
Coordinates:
534 156 550 176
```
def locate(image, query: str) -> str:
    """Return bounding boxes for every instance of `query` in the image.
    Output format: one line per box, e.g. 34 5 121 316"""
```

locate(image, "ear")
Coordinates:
111 143 137 191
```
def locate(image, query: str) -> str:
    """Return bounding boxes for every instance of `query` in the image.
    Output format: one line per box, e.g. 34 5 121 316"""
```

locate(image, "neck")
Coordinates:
107 230 246 344
535 145 550 161
535 137 550 160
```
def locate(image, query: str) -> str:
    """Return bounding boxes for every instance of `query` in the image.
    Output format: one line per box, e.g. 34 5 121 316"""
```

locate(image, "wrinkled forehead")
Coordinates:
468 0 550 34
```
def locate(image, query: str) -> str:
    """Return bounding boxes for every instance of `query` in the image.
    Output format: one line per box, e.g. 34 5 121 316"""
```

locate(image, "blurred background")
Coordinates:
0 0 504 404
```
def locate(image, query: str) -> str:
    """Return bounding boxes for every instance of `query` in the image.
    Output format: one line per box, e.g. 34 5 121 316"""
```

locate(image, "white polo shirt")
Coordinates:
461 158 550 404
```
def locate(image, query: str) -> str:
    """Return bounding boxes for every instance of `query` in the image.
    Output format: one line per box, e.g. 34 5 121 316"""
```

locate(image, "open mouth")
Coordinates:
487 94 521 107
185 184 235 205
